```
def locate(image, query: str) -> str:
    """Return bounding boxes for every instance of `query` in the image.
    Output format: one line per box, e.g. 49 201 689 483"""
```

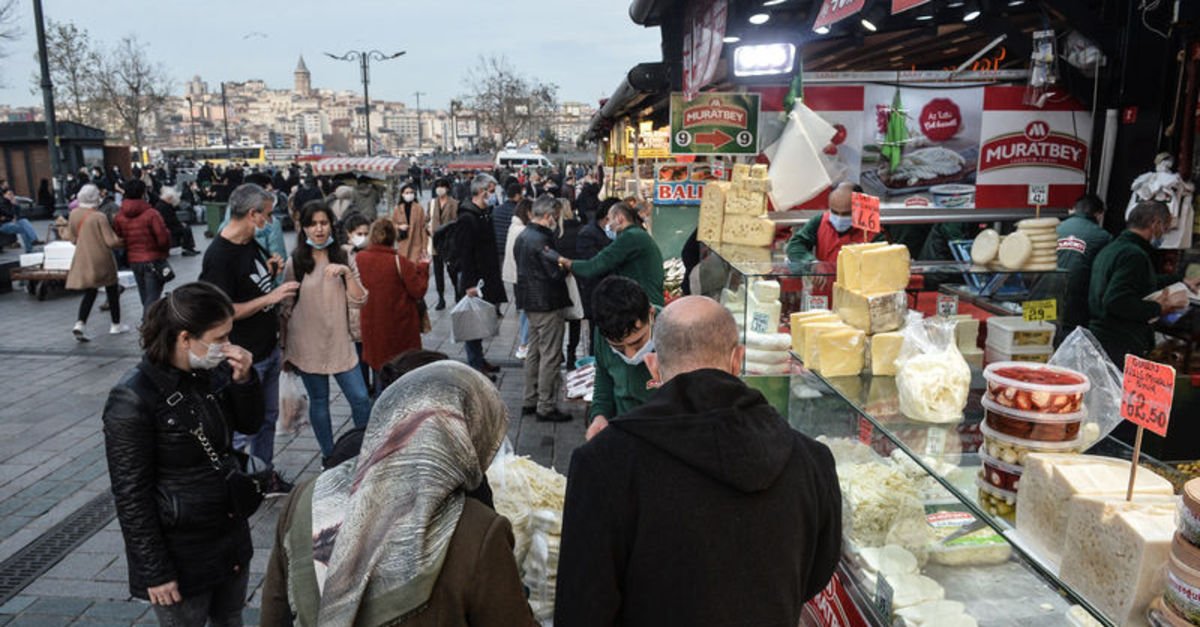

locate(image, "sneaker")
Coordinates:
182 249 200 257
109 323 131 335
521 405 538 417
514 345 529 360
536 409 573 423
72 321 89 343
264 472 293 498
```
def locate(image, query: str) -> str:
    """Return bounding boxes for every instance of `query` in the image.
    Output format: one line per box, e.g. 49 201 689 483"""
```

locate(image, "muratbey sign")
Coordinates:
670 92 761 156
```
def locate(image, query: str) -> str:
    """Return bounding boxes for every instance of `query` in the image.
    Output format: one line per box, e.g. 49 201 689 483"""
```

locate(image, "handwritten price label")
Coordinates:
851 192 881 234
805 294 830 311
1022 299 1057 322
1121 355 1175 437
937 294 959 317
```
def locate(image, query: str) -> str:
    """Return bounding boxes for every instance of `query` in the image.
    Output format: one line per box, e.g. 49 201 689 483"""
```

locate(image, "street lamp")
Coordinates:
324 50 406 156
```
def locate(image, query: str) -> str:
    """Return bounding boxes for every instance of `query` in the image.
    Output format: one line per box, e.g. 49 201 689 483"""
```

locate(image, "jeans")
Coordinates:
0 219 38 253
131 261 165 320
355 342 373 394
150 569 248 627
78 284 121 324
518 310 530 347
464 339 485 371
235 348 280 465
298 365 372 457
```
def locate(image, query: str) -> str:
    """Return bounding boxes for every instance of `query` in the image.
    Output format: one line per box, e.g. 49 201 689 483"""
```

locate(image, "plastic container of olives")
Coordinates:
980 453 1024 492
976 477 1017 523
980 423 1084 466
981 396 1085 443
984 362 1090 414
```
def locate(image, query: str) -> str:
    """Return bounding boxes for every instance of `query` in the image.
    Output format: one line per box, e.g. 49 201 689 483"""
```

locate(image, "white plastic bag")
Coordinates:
451 281 499 342
562 275 584 321
1048 327 1122 447
278 369 309 435
895 312 971 424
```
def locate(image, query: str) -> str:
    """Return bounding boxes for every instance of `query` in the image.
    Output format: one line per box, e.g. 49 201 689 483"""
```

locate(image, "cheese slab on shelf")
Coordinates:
871 331 905 376
734 178 772 194
838 242 892 292
722 215 775 247
790 313 842 355
751 280 782 303
834 285 907 334
951 316 980 351
859 244 912 294
802 322 850 367
725 190 768 216
750 163 769 179
732 163 751 180
815 328 866 377
698 181 730 243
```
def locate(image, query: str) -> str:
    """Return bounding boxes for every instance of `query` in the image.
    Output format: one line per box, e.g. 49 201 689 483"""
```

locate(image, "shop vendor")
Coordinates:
785 182 886 265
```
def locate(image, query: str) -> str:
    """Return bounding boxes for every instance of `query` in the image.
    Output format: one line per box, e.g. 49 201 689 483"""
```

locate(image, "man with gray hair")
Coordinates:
513 195 572 421
153 186 199 257
556 296 842 626
452 173 506 375
200 183 300 494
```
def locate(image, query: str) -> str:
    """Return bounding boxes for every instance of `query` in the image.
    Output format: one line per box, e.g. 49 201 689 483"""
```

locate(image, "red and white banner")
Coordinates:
813 0 867 31
891 0 931 14
682 0 728 101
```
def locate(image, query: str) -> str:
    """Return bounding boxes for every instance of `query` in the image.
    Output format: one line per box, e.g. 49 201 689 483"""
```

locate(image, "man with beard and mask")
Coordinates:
785 181 884 264
555 295 842 627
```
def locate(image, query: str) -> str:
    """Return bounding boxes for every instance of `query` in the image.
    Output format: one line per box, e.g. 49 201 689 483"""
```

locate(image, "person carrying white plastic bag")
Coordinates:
451 280 500 343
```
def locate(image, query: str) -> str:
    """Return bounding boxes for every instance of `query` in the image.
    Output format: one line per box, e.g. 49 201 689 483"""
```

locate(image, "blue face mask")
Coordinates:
604 225 617 240
1152 236 1164 248
612 338 654 366
829 213 853 233
306 237 333 250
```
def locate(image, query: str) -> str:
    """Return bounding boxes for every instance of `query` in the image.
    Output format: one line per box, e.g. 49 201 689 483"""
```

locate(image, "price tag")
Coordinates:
1027 184 1049 206
805 294 830 311
937 294 959 318
1022 299 1057 322
750 311 772 334
851 192 881 234
875 574 894 618
1121 355 1175 437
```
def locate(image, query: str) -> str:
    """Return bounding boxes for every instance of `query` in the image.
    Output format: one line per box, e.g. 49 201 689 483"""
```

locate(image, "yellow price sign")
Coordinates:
1023 299 1057 322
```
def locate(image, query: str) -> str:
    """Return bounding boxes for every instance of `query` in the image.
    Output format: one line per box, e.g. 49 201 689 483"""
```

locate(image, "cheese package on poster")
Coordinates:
858 244 912 294
734 178 772 194
1059 496 1177 627
802 322 850 367
732 163 751 181
791 314 842 356
1016 454 1174 565
698 181 730 243
837 242 891 292
814 328 866 377
870 331 905 376
725 190 768 216
834 285 907 334
721 215 775 247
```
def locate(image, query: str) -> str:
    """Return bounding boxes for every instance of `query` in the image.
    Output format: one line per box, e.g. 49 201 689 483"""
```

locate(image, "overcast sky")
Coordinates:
0 0 662 110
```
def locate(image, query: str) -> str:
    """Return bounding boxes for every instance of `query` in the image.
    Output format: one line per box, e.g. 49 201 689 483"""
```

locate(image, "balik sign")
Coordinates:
979 120 1088 172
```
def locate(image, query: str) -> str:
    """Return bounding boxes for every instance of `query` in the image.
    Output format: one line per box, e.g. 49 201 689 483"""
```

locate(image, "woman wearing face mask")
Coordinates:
342 213 372 391
355 218 430 394
552 202 665 307
392 183 428 263
427 178 459 310
281 201 372 461
102 281 264 626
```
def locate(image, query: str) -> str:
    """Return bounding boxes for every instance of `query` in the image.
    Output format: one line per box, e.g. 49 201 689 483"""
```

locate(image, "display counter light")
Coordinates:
733 43 797 77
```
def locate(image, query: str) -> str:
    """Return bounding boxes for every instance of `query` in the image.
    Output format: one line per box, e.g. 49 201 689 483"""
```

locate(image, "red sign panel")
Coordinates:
891 0 931 13
805 572 872 627
682 0 728 101
1121 355 1176 437
813 0 867 30
851 192 881 233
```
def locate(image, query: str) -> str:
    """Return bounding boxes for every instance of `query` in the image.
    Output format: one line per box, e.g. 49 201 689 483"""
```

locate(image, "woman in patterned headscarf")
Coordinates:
260 361 535 627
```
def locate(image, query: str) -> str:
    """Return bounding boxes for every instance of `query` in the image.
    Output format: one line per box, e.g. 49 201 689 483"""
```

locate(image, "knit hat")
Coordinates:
77 184 101 208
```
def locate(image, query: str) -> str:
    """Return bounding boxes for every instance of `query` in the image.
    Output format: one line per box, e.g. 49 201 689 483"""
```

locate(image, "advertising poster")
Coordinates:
670 92 762 156
654 162 725 206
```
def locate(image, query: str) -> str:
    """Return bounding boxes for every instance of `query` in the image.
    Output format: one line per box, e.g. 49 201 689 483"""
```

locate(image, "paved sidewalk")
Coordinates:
0 215 586 625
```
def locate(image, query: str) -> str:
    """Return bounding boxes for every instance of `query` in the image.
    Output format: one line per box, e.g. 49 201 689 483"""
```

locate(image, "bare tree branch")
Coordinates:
460 55 558 149
0 0 22 84
95 36 172 159
33 20 103 126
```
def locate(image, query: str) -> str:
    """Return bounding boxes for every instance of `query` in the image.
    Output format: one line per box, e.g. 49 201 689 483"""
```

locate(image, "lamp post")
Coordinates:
220 83 233 161
325 50 406 156
33 0 63 207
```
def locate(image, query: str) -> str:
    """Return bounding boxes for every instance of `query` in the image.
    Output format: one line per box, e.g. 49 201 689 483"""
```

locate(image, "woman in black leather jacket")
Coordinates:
102 281 263 626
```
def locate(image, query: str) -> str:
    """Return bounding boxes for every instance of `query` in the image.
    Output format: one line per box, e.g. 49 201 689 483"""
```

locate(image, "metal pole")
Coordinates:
33 0 63 206
361 54 372 156
220 83 232 161
414 91 426 153
186 96 197 160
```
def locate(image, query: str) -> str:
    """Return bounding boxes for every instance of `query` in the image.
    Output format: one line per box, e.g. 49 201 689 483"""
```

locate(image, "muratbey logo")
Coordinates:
979 122 1087 173
683 99 748 129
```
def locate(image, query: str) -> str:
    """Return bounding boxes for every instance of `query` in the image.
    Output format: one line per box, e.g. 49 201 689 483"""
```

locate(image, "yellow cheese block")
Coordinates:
802 322 849 367
698 181 730 243
870 331 905 376
750 163 769 179
952 316 980 351
859 244 912 294
790 313 841 355
815 328 867 377
725 190 768 216
721 215 775 247
834 285 907 334
734 178 772 194
732 163 751 181
837 242 891 292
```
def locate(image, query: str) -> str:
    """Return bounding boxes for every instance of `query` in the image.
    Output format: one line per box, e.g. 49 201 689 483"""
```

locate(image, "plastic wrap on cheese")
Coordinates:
838 460 926 548
896 314 970 424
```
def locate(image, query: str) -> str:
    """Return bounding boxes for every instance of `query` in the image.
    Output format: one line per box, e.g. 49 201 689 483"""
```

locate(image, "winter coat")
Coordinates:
554 368 843 627
1057 213 1114 335
114 199 169 264
353 182 380 220
428 195 459 236
452 202 506 305
327 186 355 221
514 223 570 313
66 206 123 290
1088 230 1181 364
392 200 429 263
492 200 517 261
570 225 664 307
102 358 264 600
356 244 430 370
154 199 189 243
575 222 610 319
502 217 525 286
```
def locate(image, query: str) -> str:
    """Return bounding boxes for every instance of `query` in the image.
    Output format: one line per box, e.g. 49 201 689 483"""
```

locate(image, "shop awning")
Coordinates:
309 157 409 177
585 62 671 141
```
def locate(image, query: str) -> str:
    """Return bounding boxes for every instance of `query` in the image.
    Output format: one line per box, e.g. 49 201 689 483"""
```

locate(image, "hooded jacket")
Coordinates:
114 198 170 264
554 368 842 627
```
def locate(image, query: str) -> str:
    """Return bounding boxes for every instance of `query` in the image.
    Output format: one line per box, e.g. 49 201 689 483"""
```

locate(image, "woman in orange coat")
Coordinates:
355 218 430 392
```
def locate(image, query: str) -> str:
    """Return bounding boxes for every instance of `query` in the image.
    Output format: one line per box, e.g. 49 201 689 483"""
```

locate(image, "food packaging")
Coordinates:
1166 533 1200 624
986 316 1055 349
18 253 43 267
980 423 1084 466
925 504 1012 566
896 313 971 424
977 477 1017 522
1149 595 1196 627
980 453 1024 492
1180 479 1200 548
985 342 1053 365
984 362 1090 414
981 396 1084 443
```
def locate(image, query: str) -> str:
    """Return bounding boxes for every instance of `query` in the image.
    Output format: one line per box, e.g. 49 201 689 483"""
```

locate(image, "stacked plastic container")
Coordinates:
985 316 1056 364
1150 478 1200 625
976 362 1091 521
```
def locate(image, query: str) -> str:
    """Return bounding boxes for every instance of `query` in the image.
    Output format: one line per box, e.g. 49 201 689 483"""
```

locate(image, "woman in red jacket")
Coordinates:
355 218 430 393
112 178 170 320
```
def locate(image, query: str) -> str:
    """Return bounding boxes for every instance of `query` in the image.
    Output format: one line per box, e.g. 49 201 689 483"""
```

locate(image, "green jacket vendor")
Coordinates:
785 182 885 265
583 276 656 442
1056 194 1113 336
1088 200 1200 366
557 203 665 307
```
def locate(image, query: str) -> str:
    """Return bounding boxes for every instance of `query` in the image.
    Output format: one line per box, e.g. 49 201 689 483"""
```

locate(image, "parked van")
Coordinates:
494 151 554 170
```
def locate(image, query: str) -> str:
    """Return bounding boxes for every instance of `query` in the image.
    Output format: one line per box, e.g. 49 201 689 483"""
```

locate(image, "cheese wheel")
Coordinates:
971 229 1001 265
1024 233 1058 242
1017 217 1061 230
998 231 1033 269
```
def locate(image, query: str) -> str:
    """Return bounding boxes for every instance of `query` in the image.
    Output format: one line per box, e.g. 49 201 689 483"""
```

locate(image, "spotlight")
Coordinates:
814 25 831 34
915 4 935 20
860 5 886 32
733 43 797 77
723 35 741 43
749 13 771 25
963 0 981 21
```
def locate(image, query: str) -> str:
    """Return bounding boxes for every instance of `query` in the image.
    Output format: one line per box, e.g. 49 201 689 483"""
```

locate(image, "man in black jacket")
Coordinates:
453 173 505 374
555 296 842 627
514 195 571 422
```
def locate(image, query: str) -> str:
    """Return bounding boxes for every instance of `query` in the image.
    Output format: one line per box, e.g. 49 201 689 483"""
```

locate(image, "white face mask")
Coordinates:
188 339 226 370
402 192 416 202
350 234 368 248
435 187 448 197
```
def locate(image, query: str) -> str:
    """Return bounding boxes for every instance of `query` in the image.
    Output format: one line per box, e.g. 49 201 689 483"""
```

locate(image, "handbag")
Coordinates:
155 259 176 283
562 274 584 321
167 391 267 519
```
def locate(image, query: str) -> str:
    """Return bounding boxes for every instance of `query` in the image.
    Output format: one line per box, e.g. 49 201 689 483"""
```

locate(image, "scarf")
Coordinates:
309 361 508 626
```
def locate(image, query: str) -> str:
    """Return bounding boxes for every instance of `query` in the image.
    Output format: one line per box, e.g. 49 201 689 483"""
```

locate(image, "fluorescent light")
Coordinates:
963 1 981 21
733 42 797 77
748 13 771 25
763 0 787 5
723 35 741 43
915 12 934 20
946 0 965 6
814 25 831 34
861 17 878 31
1007 0 1025 4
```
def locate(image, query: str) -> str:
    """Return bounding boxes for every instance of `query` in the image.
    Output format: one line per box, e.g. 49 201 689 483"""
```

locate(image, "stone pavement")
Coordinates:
0 213 586 625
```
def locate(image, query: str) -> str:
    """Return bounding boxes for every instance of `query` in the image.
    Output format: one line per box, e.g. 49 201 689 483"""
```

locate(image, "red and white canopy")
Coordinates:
309 157 409 177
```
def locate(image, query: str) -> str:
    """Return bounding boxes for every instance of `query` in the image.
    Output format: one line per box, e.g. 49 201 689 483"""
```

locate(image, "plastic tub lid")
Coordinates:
981 396 1087 423
979 422 1085 450
986 316 1055 332
976 475 1017 500
983 362 1091 395
985 341 1054 355
1184 479 1200 520
981 452 1025 476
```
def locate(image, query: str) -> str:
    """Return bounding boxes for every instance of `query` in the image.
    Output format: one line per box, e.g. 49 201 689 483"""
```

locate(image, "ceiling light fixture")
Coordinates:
733 42 797 77
963 0 981 21
946 0 965 6
749 13 771 25
915 5 935 20
860 4 886 32
723 35 741 43
1007 0 1025 5
814 25 831 34
763 0 787 5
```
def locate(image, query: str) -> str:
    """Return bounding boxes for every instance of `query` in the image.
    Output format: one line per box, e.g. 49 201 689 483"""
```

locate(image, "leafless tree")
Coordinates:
34 20 103 126
96 36 172 160
0 0 22 84
460 55 558 149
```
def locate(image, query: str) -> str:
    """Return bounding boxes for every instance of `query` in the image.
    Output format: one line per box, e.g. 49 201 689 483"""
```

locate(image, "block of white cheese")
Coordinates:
858 244 912 293
721 215 775 247
834 285 907 334
951 315 980 351
732 163 751 181
747 299 782 335
751 280 781 303
1016 454 1174 565
896 601 975 627
1059 496 1177 627
858 544 919 577
750 163 769 179
814 327 866 377
790 313 841 355
836 242 891 292
871 331 905 376
745 347 790 365
725 190 768 216
889 574 945 610
734 178 772 194
960 345 984 370
698 181 730 243
802 322 850 368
